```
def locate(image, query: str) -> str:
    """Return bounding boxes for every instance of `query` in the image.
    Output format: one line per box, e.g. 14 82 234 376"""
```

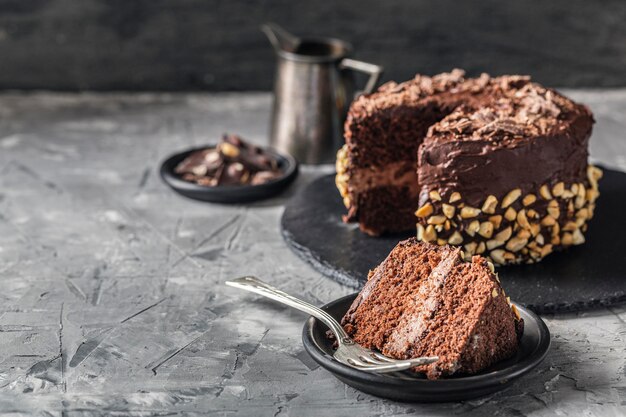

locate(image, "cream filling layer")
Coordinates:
385 248 461 355
336 148 419 209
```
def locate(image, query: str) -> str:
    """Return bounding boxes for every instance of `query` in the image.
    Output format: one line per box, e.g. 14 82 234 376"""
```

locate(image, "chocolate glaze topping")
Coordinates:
418 79 594 208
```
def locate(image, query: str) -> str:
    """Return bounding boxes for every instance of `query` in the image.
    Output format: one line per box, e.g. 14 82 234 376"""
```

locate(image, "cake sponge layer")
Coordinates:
341 238 523 379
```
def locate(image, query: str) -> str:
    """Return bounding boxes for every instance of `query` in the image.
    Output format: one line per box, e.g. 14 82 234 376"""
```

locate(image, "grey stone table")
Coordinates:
0 91 624 416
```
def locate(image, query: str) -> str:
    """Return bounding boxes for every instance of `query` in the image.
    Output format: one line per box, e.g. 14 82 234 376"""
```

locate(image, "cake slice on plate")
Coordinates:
341 238 523 380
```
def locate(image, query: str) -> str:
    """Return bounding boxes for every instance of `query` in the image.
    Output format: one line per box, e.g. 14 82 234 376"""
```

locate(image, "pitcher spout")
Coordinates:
261 23 300 53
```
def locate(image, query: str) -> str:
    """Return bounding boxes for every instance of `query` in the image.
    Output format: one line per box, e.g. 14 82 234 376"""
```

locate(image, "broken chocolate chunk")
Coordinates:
174 134 283 187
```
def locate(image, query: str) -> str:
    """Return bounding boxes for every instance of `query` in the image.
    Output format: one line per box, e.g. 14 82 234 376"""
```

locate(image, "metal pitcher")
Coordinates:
263 23 383 164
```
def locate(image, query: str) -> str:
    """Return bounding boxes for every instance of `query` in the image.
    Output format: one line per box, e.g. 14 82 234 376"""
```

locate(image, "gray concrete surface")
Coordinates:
0 91 624 416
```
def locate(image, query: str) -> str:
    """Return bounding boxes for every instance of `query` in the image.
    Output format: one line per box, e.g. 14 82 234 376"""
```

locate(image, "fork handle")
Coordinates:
225 276 352 344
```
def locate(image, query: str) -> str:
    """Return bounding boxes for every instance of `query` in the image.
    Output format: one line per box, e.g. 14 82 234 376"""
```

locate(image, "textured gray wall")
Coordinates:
0 0 625 91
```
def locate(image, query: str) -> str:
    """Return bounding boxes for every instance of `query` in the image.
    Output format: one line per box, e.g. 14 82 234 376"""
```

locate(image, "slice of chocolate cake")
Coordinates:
341 238 523 380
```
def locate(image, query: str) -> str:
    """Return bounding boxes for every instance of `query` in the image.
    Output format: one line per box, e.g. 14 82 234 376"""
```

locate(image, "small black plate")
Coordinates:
160 145 298 203
302 293 550 402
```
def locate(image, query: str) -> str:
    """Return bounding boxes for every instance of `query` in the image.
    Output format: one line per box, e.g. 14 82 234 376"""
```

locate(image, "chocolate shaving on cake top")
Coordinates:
427 81 576 143
376 68 467 97
350 69 585 125
353 69 472 114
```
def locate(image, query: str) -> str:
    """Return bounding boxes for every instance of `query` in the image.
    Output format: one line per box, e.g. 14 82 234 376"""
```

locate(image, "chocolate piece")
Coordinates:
218 162 249 186
175 149 222 177
340 238 523 380
175 134 282 187
221 134 278 172
251 170 282 185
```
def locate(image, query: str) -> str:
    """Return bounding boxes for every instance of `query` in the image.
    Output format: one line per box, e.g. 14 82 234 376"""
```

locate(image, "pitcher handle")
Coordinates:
340 58 384 95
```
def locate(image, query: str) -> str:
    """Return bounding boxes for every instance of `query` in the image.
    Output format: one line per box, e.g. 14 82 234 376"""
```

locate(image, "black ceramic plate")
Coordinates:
282 167 626 313
160 145 298 203
302 293 550 402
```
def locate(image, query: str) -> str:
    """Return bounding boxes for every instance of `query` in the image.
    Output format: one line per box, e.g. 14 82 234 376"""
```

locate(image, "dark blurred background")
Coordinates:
0 0 624 91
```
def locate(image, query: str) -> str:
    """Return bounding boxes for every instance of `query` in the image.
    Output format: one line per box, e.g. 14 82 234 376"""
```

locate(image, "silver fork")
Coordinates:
225 276 438 373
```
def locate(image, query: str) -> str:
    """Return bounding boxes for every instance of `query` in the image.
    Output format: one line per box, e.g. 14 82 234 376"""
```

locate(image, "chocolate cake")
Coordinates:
336 69 601 264
341 238 523 380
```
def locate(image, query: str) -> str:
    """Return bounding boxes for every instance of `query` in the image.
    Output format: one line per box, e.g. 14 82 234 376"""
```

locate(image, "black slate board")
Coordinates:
281 167 626 313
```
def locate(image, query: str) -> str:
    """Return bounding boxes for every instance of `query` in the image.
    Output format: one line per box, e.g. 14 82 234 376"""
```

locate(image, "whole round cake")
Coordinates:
336 69 602 265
